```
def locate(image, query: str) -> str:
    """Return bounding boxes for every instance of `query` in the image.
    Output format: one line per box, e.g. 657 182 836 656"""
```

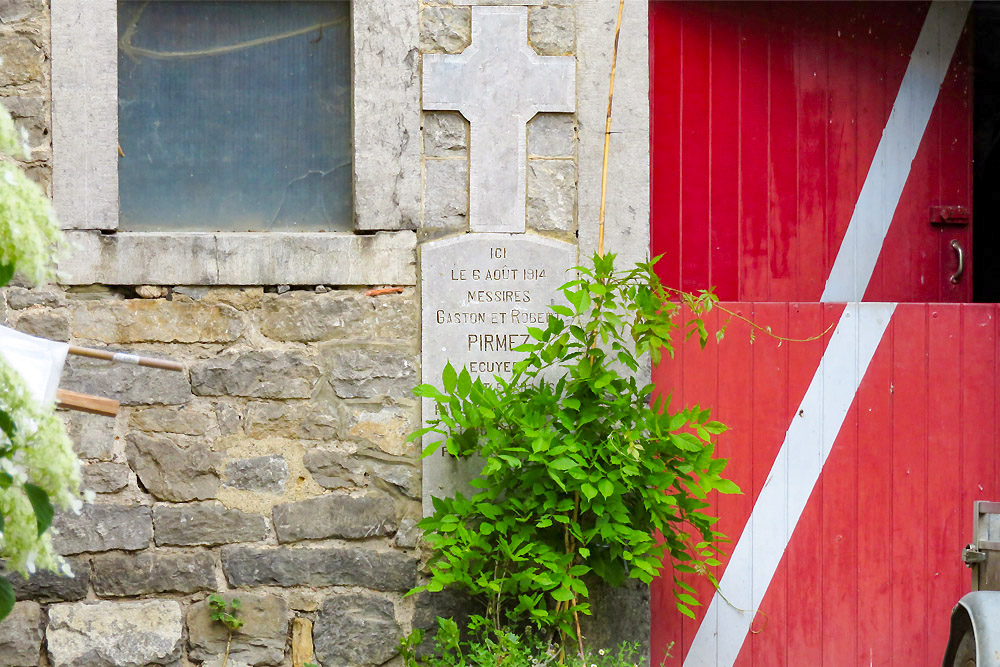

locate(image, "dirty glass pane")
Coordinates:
117 1 352 231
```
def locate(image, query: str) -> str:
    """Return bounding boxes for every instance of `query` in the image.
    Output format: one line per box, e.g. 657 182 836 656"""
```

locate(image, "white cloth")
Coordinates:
0 325 69 405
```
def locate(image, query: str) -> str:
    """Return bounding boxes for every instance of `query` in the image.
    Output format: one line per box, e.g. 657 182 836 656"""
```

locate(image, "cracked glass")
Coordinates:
117 1 352 231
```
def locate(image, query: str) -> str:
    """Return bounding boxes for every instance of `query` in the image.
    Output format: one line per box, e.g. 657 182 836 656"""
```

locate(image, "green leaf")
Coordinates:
0 410 15 443
549 457 577 471
0 263 13 289
0 473 12 489
713 479 742 494
0 579 14 622
457 368 472 397
581 483 597 501
442 363 458 393
23 483 54 536
597 479 614 498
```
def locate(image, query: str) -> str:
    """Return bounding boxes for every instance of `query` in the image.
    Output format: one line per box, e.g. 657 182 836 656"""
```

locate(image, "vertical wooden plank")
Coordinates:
738 2 770 300
889 304 928 664
709 3 741 300
680 3 712 294
650 0 683 290
926 305 963 656
962 305 996 570
855 305 894 666
783 302 826 666
765 9 798 302
745 302 790 666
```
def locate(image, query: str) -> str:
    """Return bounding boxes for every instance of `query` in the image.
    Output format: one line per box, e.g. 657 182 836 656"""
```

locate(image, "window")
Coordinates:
117 1 352 232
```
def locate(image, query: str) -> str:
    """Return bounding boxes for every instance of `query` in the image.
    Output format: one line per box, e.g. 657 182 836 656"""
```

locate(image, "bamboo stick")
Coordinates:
596 0 626 258
56 389 119 417
68 345 184 373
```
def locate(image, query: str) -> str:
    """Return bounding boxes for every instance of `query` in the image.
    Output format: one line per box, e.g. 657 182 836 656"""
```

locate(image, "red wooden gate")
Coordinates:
649 2 987 665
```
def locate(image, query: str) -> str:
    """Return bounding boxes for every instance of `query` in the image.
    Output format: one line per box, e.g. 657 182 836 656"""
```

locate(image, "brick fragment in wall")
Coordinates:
153 501 270 547
129 404 217 436
82 461 129 494
527 159 577 233
13 307 70 341
246 401 339 440
0 601 42 666
188 593 288 666
423 158 469 232
423 111 468 157
224 454 289 494
73 300 244 344
314 593 401 667
420 6 471 54
126 432 222 502
5 285 63 309
273 493 397 542
325 345 418 399
527 113 576 157
62 410 116 460
90 551 217 597
0 33 44 87
304 446 421 499
528 5 576 55
191 351 320 399
0 0 45 24
221 545 417 591
52 504 152 555
47 600 183 667
63 357 193 405
8 555 90 602
260 290 370 342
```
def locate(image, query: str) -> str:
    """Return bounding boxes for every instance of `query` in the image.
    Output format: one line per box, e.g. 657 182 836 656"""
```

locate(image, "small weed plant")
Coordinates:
208 594 244 667
410 253 739 650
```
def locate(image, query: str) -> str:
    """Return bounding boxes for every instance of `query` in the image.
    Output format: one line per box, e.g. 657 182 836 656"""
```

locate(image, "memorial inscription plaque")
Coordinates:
420 233 576 515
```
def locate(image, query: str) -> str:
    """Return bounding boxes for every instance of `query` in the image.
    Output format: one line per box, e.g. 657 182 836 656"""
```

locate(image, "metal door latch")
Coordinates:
963 544 986 565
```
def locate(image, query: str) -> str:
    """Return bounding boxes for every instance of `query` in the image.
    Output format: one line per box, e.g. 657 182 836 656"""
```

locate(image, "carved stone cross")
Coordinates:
423 6 575 233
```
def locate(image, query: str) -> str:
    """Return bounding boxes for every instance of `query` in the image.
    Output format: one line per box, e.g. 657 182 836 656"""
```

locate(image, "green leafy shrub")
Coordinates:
0 102 81 621
411 253 738 639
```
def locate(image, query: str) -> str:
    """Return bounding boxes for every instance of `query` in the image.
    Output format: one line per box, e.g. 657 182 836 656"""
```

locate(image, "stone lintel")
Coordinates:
57 231 417 286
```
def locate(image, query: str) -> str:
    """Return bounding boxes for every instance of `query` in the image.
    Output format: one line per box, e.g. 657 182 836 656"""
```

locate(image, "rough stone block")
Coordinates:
421 6 471 53
0 33 43 86
423 111 468 157
9 555 90 602
412 589 476 655
154 501 270 547
188 593 288 666
260 291 370 342
62 357 192 406
273 494 397 543
305 448 420 499
527 113 576 157
348 405 420 457
14 308 70 341
0 0 45 24
126 432 222 502
395 517 422 549
527 159 577 233
528 5 575 55
172 286 264 311
91 551 217 596
129 404 216 436
5 286 62 310
579 577 650 662
62 411 116 460
314 593 401 667
191 351 320 399
0 601 42 666
73 300 244 344
423 158 469 232
52 504 152 555
47 600 183 667
246 401 338 440
325 346 417 399
372 289 419 341
82 461 130 494
222 546 417 591
2 95 48 156
224 455 289 494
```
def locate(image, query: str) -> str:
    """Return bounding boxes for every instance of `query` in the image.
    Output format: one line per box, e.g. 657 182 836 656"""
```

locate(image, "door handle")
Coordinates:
951 239 965 284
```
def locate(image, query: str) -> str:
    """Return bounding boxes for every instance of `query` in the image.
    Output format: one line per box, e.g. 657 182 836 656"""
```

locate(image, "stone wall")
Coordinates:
0 0 651 665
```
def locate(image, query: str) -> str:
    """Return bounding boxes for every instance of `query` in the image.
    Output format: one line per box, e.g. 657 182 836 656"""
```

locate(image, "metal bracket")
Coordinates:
964 544 987 566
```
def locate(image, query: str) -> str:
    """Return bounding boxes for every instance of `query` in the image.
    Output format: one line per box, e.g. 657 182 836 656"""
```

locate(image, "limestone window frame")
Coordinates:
50 0 419 287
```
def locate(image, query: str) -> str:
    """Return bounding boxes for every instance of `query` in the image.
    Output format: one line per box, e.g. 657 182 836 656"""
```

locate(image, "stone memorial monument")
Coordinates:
420 6 578 514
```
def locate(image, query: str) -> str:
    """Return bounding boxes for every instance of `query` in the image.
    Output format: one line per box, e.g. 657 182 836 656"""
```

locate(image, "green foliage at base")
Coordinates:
411 254 739 637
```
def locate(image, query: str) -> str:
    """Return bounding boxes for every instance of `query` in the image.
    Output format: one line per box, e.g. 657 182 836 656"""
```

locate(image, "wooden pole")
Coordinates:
68 345 184 372
596 0 626 258
56 389 119 417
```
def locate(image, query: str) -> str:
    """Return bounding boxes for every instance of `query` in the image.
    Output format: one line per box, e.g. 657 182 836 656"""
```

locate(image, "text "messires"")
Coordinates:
467 333 532 352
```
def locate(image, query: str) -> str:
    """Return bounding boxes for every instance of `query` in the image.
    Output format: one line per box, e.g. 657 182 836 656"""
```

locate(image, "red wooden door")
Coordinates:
649 2 980 665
